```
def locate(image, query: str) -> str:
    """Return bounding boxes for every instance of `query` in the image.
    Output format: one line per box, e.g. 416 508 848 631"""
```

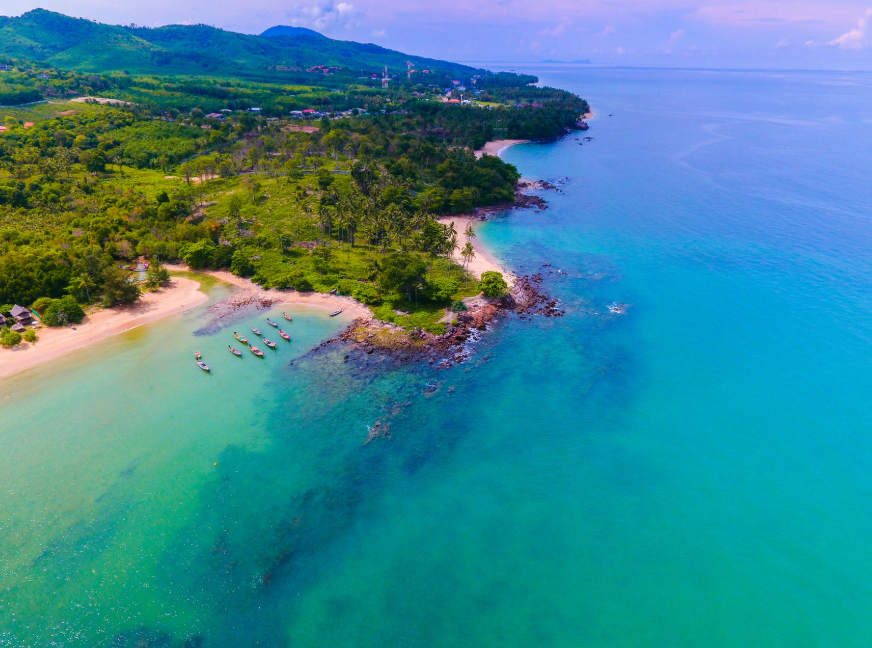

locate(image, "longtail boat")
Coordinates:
249 344 264 357
282 312 292 321
266 318 278 327
197 360 211 372
279 329 290 341
329 310 342 317
228 346 242 356
263 338 277 349
234 332 249 344
252 326 262 336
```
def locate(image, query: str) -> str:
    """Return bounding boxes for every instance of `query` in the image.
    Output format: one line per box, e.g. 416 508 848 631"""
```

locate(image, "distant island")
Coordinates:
0 10 590 375
541 59 593 64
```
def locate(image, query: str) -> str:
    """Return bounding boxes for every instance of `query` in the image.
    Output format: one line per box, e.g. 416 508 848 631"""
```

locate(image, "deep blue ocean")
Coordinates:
3 66 872 647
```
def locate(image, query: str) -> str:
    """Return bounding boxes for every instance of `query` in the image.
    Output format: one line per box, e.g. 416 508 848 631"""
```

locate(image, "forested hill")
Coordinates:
0 9 478 78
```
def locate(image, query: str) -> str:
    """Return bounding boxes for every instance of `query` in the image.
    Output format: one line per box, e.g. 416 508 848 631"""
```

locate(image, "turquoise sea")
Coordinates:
4 67 872 646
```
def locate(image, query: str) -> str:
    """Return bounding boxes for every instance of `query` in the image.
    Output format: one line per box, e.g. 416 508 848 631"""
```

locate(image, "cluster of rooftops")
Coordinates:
0 305 34 333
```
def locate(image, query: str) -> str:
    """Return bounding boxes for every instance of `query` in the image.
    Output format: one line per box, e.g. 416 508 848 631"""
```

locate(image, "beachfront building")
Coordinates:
0 312 6 327
10 305 33 327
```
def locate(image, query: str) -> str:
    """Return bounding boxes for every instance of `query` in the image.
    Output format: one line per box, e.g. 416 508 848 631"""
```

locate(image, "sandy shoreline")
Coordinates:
474 139 530 159
0 267 374 381
0 276 208 381
167 265 374 321
438 215 515 287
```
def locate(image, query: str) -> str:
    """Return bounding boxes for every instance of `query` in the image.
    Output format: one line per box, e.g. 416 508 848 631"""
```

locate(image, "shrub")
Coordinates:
336 279 358 295
43 296 86 326
294 277 314 292
479 271 508 299
425 277 459 302
144 264 171 291
101 267 141 307
230 249 255 277
23 329 37 343
421 322 446 335
0 328 22 347
451 300 468 312
32 297 54 314
181 239 217 269
352 283 381 305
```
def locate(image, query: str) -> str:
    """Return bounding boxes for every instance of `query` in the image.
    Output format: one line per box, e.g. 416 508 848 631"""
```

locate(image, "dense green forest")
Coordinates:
0 9 478 78
0 18 589 338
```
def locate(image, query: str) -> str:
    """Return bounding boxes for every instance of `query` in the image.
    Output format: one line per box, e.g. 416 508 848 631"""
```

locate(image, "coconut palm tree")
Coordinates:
461 242 475 287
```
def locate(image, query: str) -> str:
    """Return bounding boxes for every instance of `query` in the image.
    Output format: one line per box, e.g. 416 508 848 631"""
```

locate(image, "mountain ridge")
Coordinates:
0 9 477 78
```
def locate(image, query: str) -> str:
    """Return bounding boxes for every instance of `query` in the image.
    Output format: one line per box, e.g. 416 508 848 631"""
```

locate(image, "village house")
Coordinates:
10 305 33 328
0 312 6 327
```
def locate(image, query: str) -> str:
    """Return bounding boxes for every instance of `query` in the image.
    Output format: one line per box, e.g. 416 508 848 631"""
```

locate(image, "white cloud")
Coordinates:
662 28 685 52
289 1 361 30
371 28 386 38
596 25 617 36
775 37 790 48
830 8 872 50
538 16 572 37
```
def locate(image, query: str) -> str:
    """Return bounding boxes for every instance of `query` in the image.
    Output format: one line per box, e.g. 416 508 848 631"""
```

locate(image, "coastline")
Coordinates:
0 276 208 381
164 265 375 321
0 134 547 380
437 215 515 287
474 139 530 159
0 268 375 381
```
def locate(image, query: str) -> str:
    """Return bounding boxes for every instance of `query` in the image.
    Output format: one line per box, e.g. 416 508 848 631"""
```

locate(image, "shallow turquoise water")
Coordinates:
3 68 872 646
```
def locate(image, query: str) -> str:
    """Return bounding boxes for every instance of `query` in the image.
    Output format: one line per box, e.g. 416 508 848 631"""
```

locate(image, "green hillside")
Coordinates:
0 9 477 78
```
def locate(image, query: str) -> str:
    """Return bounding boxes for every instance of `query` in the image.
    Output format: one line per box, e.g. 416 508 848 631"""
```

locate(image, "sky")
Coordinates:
5 0 872 69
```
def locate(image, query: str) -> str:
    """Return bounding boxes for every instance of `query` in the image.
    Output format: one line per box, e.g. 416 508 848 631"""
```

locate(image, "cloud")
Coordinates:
775 37 790 48
596 25 617 36
538 16 572 37
662 28 685 52
288 0 360 30
693 3 855 27
830 8 872 49
371 28 386 38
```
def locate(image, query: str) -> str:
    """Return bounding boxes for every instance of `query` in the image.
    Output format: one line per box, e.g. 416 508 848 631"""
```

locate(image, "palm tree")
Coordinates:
72 273 97 303
461 242 475 287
